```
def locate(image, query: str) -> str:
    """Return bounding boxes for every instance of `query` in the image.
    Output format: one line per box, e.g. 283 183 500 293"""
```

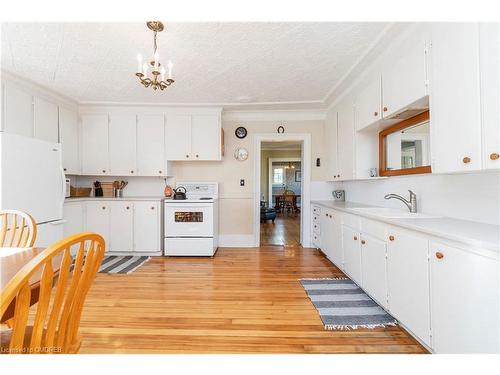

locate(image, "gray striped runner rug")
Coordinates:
300 277 397 330
71 256 150 274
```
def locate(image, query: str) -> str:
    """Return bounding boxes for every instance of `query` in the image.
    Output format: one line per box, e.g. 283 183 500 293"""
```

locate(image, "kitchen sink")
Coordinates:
348 207 440 219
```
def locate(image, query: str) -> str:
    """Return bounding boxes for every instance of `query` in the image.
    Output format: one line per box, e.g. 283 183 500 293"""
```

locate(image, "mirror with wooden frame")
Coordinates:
379 110 431 176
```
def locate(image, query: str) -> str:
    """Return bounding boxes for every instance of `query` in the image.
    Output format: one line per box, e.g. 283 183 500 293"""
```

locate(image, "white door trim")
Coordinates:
254 133 311 248
267 157 301 204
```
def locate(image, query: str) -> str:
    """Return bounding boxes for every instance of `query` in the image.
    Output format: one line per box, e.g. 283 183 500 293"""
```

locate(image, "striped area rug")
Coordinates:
71 255 150 274
300 277 397 330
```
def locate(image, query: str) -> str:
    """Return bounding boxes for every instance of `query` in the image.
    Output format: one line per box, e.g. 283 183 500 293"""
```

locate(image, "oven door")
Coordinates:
164 203 213 237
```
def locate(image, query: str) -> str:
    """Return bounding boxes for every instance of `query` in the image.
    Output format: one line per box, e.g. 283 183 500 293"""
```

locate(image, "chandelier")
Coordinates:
135 21 174 91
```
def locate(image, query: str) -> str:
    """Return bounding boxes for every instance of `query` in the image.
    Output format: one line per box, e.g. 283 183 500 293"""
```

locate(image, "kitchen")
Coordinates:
0 14 499 368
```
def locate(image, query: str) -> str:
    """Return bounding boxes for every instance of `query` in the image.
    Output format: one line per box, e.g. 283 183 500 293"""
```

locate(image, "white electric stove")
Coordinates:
163 182 219 256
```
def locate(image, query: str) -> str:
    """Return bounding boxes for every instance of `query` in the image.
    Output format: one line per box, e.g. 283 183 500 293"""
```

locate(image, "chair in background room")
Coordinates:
283 190 296 215
0 232 105 354
0 210 37 248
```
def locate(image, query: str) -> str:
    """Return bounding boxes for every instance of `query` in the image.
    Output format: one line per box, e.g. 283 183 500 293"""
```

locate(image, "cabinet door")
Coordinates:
109 114 137 176
479 23 500 170
63 202 84 237
361 234 388 309
165 115 191 160
81 114 109 175
324 108 339 179
33 96 59 143
342 225 362 285
133 201 160 252
109 202 134 252
430 242 499 353
382 33 428 118
387 227 430 346
430 23 482 173
330 211 343 268
3 83 33 137
191 114 221 160
85 202 110 250
59 107 80 174
355 75 382 131
337 96 355 180
137 114 165 176
320 209 333 259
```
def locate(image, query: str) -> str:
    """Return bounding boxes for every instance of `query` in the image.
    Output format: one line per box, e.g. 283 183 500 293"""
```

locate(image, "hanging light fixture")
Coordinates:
135 21 174 91
285 162 295 169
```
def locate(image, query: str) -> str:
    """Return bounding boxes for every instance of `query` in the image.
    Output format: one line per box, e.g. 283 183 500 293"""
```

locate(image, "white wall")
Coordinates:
337 171 500 225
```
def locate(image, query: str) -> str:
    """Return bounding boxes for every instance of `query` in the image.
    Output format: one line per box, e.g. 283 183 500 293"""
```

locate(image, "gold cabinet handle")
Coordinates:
490 153 499 161
196 154 199 158
130 170 134 174
126 206 130 210
158 170 162 174
102 169 106 173
463 156 471 164
435 252 444 259
383 106 388 112
373 111 378 116
186 155 189 158
353 236 358 241
389 235 395 241
151 206 155 210
102 206 106 210
361 240 366 245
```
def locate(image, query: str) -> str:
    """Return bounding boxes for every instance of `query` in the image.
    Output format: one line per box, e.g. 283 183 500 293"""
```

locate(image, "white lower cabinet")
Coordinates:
63 202 84 237
386 227 431 346
85 202 111 249
109 202 134 252
66 199 161 254
133 202 160 252
342 225 362 285
329 211 343 267
360 233 388 309
430 241 499 353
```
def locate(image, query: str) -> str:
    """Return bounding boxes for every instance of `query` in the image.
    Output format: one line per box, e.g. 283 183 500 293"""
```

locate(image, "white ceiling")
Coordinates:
1 22 389 107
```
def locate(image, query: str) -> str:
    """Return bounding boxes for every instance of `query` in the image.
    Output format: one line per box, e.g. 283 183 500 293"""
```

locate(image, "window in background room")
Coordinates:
273 167 284 185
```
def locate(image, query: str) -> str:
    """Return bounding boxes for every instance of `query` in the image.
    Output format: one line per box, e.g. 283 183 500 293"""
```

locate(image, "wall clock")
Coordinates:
234 147 249 161
235 126 247 139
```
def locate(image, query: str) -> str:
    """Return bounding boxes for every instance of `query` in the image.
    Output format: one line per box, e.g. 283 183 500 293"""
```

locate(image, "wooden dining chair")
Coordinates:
0 232 105 354
283 190 296 215
0 210 37 248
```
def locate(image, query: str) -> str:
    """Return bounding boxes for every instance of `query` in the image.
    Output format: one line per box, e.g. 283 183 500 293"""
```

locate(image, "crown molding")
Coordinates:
222 109 326 122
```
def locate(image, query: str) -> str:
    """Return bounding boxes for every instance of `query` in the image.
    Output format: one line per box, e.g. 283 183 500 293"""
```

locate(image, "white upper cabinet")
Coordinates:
165 114 191 160
191 114 221 160
59 107 80 175
137 114 166 176
386 227 431 346
382 31 428 118
337 96 355 180
109 114 137 176
81 114 109 175
479 23 500 170
324 107 339 180
430 23 482 173
355 75 382 131
430 241 499 353
33 96 59 143
2 83 33 137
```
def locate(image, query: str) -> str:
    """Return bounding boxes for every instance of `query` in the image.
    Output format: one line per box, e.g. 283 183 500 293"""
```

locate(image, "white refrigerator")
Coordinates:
0 132 66 247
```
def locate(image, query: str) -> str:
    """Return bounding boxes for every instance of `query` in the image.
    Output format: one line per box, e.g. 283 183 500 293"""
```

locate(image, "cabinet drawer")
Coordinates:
312 222 321 235
312 205 322 216
360 217 387 241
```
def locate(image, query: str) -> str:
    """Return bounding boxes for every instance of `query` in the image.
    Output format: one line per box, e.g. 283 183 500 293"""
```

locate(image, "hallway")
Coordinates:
260 214 301 247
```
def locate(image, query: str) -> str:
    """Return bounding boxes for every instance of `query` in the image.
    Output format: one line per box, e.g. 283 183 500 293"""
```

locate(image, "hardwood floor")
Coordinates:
260 214 300 246
77 247 426 353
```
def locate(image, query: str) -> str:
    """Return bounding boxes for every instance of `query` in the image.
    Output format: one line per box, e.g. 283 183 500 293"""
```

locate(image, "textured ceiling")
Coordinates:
1 22 388 106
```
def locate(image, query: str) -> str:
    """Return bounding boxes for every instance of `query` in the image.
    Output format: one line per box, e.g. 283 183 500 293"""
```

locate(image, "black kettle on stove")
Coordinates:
173 186 187 200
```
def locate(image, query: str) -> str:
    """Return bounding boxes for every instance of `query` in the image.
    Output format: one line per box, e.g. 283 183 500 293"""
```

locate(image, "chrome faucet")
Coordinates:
384 190 417 213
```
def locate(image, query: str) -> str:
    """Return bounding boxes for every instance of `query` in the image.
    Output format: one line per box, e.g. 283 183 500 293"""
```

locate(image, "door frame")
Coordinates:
253 133 311 247
267 157 302 204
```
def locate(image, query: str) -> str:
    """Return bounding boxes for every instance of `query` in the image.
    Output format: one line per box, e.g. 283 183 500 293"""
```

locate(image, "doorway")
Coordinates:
253 133 311 248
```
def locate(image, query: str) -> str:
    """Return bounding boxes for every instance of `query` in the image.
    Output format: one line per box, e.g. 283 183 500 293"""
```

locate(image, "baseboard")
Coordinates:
218 234 255 247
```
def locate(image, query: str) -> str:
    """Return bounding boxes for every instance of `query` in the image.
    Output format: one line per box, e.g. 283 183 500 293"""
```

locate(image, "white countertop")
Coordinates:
312 200 500 257
65 196 165 202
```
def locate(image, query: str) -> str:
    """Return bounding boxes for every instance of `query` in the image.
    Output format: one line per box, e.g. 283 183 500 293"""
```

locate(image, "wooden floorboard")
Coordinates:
78 247 426 354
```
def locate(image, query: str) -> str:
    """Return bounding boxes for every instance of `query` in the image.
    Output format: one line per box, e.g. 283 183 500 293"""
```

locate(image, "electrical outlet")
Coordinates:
240 179 245 186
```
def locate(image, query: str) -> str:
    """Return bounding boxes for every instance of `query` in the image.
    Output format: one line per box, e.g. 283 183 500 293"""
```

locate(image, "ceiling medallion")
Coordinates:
135 21 174 91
